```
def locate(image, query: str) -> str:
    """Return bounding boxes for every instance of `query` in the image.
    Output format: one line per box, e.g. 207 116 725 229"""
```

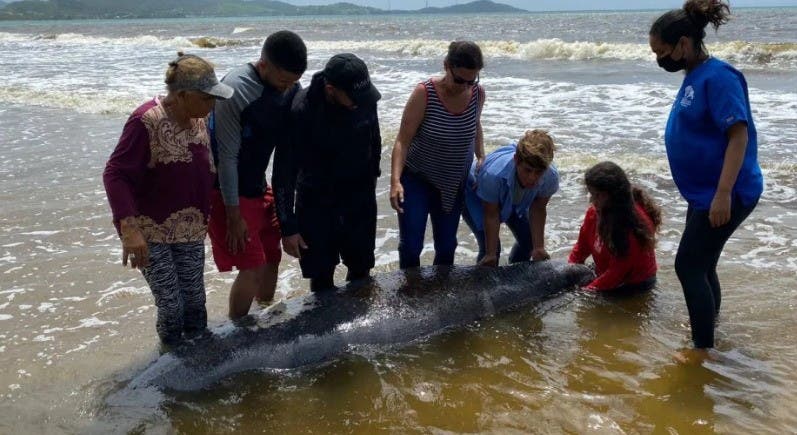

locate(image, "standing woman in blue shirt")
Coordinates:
462 129 558 267
649 0 763 363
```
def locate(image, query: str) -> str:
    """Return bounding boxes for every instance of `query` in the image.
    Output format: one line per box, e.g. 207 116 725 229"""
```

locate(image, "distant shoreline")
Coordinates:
0 4 794 22
0 0 524 21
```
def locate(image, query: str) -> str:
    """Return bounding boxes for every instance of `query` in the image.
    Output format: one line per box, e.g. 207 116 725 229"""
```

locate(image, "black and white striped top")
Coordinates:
405 79 481 213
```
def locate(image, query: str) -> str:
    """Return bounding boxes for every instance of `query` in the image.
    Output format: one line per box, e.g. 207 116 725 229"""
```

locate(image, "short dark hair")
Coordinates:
445 40 484 70
261 30 307 75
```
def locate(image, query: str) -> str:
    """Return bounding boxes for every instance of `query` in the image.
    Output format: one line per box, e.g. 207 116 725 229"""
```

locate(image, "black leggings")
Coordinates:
675 199 756 348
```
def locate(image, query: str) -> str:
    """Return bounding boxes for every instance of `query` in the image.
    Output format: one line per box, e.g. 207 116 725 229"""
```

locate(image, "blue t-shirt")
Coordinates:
664 57 763 210
464 144 559 231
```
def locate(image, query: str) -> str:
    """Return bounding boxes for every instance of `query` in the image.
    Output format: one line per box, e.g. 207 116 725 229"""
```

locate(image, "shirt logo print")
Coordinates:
680 85 695 108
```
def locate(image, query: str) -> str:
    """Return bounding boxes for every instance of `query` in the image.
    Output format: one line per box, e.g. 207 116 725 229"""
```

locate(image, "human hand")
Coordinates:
120 219 149 269
709 191 731 228
475 155 485 174
390 180 405 213
282 233 308 259
225 212 249 255
478 254 498 267
531 248 550 262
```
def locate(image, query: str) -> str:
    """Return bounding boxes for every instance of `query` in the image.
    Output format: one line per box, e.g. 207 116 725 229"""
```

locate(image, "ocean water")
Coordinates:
1 9 796 433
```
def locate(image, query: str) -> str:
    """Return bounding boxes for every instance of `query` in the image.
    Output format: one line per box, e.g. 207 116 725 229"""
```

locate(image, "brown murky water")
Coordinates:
1 106 795 434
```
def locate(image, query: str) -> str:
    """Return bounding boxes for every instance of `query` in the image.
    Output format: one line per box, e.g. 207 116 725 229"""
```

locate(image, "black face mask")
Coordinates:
657 54 687 73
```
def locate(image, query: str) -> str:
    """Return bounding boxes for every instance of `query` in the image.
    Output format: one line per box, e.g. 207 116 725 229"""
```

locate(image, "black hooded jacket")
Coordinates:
273 71 382 237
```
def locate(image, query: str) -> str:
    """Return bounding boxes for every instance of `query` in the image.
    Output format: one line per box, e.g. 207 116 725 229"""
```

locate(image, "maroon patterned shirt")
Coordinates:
103 97 214 243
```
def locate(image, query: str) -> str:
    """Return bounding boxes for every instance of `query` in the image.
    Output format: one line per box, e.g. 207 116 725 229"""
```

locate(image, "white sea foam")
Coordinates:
97 283 150 306
307 38 797 68
0 86 144 115
37 303 55 313
0 256 17 266
0 32 26 42
66 318 118 330
2 31 255 49
3 31 795 68
19 231 61 236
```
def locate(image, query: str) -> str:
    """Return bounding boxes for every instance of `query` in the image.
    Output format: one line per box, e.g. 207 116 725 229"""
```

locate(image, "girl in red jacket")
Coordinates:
569 162 662 291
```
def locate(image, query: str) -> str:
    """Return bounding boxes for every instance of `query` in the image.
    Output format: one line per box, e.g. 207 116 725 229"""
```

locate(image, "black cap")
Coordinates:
323 53 381 107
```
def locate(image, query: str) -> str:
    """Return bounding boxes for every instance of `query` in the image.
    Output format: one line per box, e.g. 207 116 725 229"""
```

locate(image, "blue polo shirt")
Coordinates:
664 57 763 210
464 144 559 231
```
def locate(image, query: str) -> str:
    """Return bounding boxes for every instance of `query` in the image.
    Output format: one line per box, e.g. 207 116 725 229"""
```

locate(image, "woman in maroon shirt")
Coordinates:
103 53 233 345
569 162 662 292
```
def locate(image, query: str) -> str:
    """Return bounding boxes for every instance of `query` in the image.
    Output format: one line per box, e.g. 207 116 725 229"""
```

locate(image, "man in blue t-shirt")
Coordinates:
462 130 559 267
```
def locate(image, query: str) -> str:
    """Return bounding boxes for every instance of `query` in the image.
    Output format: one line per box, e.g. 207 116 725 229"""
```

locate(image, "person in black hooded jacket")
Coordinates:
273 53 382 291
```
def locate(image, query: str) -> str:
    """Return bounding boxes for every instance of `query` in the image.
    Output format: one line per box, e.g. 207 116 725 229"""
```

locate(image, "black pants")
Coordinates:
297 187 377 291
675 199 756 348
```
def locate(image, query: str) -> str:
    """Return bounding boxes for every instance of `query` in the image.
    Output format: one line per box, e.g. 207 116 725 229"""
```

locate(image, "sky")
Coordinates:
284 0 797 11
3 0 796 8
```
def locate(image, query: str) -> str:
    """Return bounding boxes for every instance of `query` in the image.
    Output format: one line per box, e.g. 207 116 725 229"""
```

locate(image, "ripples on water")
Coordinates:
1 10 796 433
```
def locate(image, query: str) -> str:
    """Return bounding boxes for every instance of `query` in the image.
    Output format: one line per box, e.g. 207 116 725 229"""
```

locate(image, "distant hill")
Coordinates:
0 0 525 20
416 0 523 14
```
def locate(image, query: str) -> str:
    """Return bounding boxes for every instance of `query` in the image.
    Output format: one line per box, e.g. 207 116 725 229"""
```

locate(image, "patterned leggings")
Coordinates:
141 241 207 344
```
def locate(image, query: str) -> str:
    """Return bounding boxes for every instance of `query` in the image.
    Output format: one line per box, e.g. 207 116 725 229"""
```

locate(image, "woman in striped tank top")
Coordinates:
389 41 485 269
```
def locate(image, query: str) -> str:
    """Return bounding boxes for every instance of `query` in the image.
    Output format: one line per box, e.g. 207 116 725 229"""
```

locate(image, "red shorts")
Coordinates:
208 188 282 272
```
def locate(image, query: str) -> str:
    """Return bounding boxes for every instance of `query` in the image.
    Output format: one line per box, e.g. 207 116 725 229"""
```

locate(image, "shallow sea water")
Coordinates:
0 10 796 433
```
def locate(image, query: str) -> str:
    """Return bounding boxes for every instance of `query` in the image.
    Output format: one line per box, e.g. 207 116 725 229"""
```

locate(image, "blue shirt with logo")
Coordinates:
664 57 763 210
464 144 559 231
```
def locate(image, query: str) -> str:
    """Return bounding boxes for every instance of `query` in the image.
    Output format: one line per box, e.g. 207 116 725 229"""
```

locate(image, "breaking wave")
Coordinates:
3 31 795 69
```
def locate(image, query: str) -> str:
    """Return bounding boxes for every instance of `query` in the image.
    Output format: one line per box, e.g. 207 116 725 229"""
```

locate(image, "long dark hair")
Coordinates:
584 162 662 257
649 0 731 56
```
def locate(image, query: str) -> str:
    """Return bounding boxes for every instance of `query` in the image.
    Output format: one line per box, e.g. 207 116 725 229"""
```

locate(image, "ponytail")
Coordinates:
684 0 731 32
650 0 731 55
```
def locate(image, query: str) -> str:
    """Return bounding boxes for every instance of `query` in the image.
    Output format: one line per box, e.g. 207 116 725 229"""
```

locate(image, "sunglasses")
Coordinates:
449 68 480 86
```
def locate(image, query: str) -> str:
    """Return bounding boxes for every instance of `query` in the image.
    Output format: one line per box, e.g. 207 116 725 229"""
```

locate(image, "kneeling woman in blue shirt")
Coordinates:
463 129 558 267
650 0 763 362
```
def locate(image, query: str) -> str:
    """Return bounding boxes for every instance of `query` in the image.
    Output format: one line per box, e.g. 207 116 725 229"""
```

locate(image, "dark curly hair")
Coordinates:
584 162 662 257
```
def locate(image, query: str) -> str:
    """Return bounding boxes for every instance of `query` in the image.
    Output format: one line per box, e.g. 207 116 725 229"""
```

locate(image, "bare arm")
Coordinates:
530 196 551 261
480 201 501 267
474 86 486 170
390 83 427 213
710 122 748 227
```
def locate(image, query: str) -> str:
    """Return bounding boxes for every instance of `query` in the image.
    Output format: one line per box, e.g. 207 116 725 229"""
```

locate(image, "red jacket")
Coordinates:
568 204 657 291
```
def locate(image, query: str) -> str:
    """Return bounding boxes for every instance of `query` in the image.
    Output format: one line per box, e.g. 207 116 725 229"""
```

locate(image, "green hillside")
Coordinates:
0 0 525 20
